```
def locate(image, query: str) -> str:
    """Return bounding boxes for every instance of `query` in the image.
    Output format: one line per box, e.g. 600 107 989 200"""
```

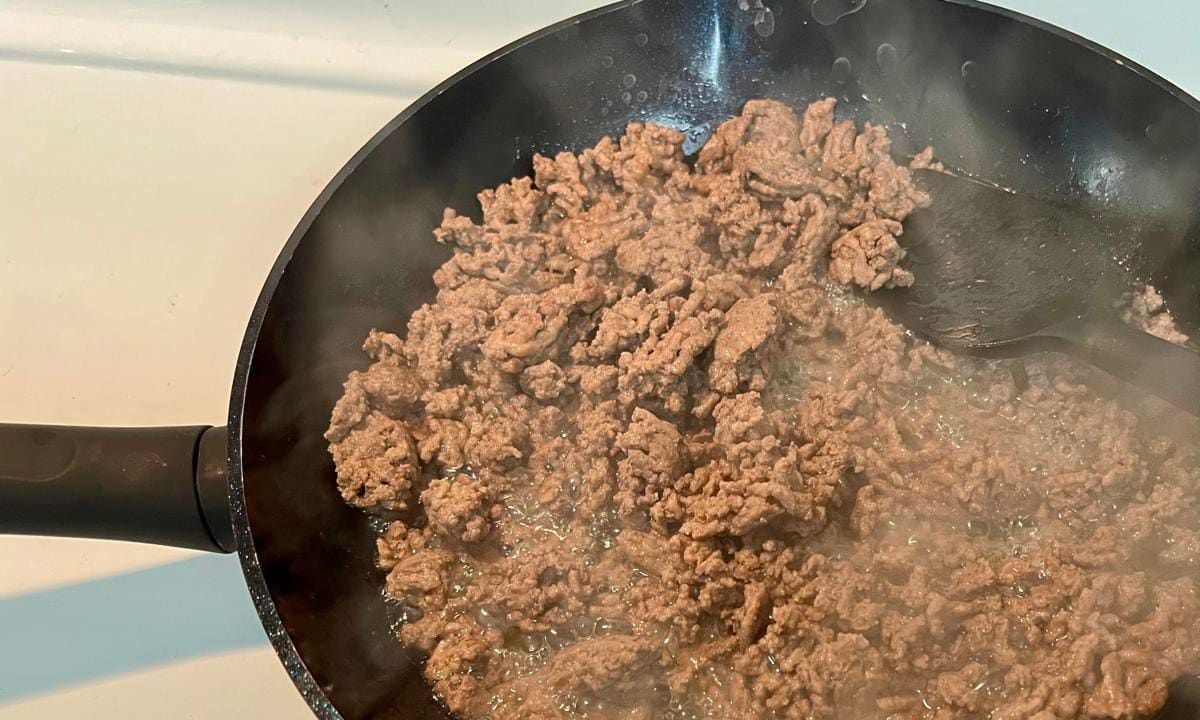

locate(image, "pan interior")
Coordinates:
235 0 1200 717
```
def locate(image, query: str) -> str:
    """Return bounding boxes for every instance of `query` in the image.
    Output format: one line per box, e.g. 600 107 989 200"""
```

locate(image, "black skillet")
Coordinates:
2 0 1199 717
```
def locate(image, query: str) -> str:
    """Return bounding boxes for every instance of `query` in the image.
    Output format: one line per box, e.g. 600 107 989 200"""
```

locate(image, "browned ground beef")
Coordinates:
326 99 1200 720
1123 285 1191 346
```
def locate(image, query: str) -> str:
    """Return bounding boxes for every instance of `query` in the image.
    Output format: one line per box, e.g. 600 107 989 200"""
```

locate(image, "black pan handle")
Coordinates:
0 424 235 553
1044 314 1200 417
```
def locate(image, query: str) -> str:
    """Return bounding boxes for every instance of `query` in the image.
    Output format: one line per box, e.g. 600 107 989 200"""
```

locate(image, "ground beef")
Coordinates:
1123 284 1191 346
829 219 914 290
327 99 1200 720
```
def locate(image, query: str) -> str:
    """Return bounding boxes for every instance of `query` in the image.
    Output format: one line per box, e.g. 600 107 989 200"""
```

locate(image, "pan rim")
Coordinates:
223 0 1200 717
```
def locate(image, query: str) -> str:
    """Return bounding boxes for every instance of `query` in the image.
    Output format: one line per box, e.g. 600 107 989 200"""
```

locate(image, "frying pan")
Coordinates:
2 0 1199 717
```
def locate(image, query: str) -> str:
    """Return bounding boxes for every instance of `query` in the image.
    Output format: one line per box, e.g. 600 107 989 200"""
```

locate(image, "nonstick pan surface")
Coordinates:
4 0 1200 718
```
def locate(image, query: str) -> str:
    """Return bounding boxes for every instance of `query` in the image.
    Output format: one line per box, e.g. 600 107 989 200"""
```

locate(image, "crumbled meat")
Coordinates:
415 417 469 468
327 99 1200 720
519 360 570 401
615 407 687 518
421 472 503 543
615 305 723 414
1123 284 1191 345
709 295 779 394
467 543 592 633
327 412 420 511
544 635 664 697
483 280 606 372
829 219 914 290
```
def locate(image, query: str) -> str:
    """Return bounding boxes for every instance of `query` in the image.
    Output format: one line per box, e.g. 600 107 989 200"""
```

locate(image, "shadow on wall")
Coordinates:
0 555 266 703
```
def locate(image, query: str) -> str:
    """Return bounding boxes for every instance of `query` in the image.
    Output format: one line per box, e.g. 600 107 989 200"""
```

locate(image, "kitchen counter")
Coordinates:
1 0 1196 716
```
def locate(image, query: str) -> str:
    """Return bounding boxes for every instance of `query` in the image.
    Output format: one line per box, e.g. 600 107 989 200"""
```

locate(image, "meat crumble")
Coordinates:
1123 284 1191 346
326 99 1200 720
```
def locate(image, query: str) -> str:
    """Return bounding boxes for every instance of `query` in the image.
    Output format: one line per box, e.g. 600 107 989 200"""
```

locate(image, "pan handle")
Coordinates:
0 424 235 553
